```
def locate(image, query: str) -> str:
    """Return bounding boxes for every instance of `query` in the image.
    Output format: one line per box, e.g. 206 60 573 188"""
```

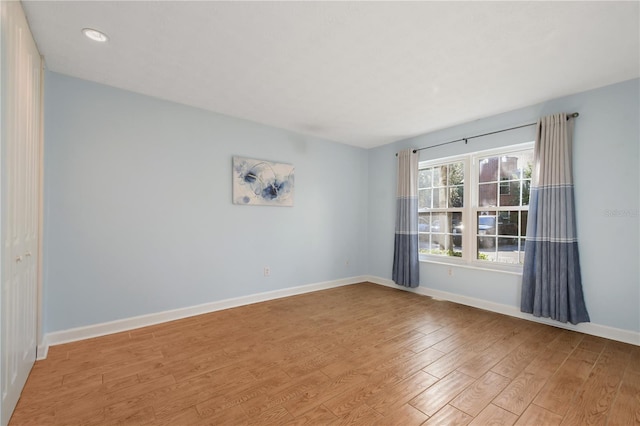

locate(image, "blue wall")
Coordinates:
44 72 639 336
43 72 369 332
368 78 640 333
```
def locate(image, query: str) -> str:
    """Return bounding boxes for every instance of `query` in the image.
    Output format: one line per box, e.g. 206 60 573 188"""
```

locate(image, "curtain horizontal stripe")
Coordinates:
531 183 575 190
526 237 578 243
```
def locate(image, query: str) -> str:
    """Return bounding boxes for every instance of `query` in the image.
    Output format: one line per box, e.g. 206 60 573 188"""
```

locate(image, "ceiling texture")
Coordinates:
22 1 640 149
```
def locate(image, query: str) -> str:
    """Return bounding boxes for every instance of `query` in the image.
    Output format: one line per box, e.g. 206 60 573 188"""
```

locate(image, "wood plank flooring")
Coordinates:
10 282 640 425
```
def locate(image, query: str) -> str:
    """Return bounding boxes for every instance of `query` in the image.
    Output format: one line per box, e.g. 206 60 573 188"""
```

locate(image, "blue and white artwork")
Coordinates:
232 157 295 206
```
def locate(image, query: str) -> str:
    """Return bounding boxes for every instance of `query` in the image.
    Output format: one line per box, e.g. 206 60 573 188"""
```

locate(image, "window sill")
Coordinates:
419 255 524 276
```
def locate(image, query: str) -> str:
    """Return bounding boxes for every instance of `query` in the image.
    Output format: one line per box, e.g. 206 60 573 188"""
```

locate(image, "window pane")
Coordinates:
418 214 430 233
419 169 431 188
450 212 463 231
497 237 520 264
497 211 518 236
441 234 461 257
433 166 446 187
521 211 528 237
449 186 464 208
522 180 531 205
453 234 462 250
433 188 447 208
477 212 497 236
478 183 497 207
477 210 497 260
452 212 463 249
479 157 498 183
478 237 496 261
443 213 453 234
519 152 535 179
478 236 496 249
431 213 446 233
431 234 445 250
499 155 520 180
500 181 521 206
448 162 464 185
419 188 431 209
418 233 430 254
499 181 511 195
519 238 526 264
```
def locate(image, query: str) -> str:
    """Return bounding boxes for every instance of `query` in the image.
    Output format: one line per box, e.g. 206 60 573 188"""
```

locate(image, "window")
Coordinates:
476 149 533 264
418 160 466 258
418 143 534 269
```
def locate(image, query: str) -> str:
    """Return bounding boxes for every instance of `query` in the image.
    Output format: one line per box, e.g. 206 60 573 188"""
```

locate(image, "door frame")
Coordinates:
35 58 44 360
0 1 44 423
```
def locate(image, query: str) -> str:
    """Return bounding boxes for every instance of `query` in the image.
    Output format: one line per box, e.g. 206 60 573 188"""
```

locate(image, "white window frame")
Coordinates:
419 142 534 273
418 154 470 267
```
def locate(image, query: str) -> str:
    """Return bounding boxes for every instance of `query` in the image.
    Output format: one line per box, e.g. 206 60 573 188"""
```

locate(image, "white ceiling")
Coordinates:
22 1 640 149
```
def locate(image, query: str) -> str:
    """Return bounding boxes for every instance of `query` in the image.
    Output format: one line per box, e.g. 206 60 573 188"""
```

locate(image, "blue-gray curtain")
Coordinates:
521 113 589 324
392 149 419 287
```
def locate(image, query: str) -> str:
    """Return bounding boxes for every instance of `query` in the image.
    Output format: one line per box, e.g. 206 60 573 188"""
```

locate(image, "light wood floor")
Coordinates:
10 282 640 425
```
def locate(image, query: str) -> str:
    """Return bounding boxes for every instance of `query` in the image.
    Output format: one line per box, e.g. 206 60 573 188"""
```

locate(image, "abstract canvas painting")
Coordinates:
232 157 295 206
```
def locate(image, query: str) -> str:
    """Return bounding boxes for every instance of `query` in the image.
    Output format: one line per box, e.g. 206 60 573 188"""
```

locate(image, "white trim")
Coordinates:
364 275 640 346
420 257 524 276
37 276 366 360
36 57 45 363
473 141 535 161
38 273 638 360
418 152 468 169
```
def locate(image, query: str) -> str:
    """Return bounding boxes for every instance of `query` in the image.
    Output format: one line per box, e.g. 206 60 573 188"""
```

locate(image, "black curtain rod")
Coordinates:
396 112 579 156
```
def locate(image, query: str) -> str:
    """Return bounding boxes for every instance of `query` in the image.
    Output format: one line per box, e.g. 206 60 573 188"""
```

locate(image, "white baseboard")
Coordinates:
38 274 638 360
37 276 367 360
363 275 640 346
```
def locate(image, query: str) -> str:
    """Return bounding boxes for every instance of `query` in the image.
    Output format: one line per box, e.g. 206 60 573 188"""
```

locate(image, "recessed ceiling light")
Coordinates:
82 28 109 43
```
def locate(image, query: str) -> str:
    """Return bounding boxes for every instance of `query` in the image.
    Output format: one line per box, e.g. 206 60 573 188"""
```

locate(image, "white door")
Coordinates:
1 2 42 425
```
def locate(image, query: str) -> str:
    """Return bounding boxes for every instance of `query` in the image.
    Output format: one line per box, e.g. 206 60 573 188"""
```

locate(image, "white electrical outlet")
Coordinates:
448 268 453 276
264 267 270 277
